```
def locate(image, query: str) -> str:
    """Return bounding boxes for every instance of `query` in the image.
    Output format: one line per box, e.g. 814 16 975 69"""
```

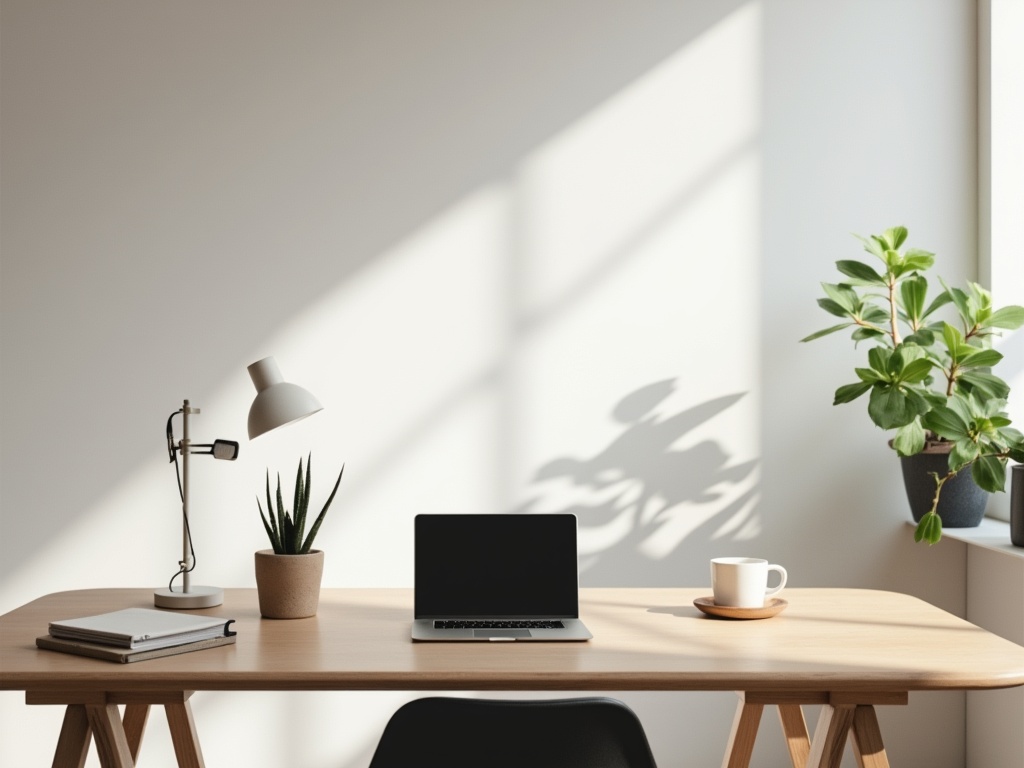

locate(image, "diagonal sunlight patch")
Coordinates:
517 2 762 319
1 3 763 610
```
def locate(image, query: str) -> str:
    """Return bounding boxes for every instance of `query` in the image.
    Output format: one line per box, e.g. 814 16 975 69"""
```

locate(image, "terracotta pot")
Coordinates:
254 549 324 619
895 441 988 528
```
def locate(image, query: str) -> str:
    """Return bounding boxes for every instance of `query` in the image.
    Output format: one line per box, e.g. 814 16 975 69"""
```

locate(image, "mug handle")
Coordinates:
765 564 787 597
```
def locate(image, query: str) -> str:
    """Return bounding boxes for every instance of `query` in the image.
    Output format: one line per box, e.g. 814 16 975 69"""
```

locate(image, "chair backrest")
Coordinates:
367 696 658 768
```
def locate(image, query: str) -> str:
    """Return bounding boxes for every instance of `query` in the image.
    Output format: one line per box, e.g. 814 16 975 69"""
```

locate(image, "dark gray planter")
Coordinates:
1011 464 1024 547
898 449 988 527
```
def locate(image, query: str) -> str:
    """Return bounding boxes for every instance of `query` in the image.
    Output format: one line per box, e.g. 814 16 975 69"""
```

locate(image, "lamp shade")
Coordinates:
247 357 323 439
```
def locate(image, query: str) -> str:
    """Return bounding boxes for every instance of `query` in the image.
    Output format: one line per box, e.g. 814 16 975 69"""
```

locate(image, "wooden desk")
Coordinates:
3 588 1024 768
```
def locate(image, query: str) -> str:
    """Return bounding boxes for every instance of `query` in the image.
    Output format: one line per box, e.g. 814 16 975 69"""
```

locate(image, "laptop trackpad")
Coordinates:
474 629 531 639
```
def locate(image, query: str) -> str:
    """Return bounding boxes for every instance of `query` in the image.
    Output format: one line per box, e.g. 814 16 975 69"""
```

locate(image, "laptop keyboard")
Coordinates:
433 620 565 630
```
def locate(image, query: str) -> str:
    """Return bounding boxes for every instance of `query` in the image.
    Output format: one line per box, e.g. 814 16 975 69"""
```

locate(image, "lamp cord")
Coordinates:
165 409 197 593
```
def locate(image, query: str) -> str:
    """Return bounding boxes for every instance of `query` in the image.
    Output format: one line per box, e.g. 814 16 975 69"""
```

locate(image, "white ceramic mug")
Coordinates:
710 557 788 608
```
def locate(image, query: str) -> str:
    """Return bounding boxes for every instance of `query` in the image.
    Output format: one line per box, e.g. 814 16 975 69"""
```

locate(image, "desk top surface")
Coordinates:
3 588 1024 694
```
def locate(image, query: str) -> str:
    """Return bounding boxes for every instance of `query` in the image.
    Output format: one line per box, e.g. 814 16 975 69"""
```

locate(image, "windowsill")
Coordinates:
932 517 1024 559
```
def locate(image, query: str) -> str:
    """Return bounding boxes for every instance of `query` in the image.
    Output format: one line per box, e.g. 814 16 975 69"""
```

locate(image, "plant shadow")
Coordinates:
512 379 759 587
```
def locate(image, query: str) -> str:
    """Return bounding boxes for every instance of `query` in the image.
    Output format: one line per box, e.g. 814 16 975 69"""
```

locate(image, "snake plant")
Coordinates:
258 455 344 554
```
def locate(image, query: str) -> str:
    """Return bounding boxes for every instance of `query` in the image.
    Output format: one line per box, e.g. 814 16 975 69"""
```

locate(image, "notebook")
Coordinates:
48 608 236 651
411 513 592 641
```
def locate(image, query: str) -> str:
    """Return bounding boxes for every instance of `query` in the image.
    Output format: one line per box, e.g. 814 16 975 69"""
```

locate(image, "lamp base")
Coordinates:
153 585 224 609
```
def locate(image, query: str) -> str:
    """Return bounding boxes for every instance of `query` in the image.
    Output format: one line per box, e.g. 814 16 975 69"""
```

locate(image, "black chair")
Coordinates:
367 696 659 768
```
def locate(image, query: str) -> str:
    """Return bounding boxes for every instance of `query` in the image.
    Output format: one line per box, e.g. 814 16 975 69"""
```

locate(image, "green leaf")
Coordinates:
868 346 892 374
292 458 304 549
999 427 1023 445
921 405 970 441
902 249 935 272
949 439 980 471
300 464 345 554
884 226 908 250
944 283 973 324
294 456 309 550
984 305 1024 330
834 381 873 404
898 358 933 384
903 329 935 346
836 259 885 285
817 297 853 318
851 327 886 343
861 305 891 324
942 322 965 360
868 385 923 429
893 343 927 364
800 323 853 342
821 282 859 312
900 275 927 322
945 393 977 427
855 233 885 259
257 498 283 554
972 455 1006 493
884 249 902 272
915 512 942 545
855 367 885 383
957 371 1011 399
892 420 925 456
921 290 953 319
959 348 1003 369
275 473 288 551
282 512 295 554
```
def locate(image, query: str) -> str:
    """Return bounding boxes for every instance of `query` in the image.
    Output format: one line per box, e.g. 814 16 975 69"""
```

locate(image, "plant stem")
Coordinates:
928 470 953 516
888 277 902 346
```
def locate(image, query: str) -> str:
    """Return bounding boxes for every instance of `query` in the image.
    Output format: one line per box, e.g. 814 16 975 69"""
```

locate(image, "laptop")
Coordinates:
412 513 593 641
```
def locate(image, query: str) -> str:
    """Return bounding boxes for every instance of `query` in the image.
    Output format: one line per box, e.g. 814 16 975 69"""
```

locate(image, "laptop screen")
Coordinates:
414 514 580 619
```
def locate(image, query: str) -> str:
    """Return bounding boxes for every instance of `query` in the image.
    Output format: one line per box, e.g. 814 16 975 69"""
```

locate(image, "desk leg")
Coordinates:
122 705 150 762
31 691 202 768
721 694 764 768
725 693 904 768
85 703 135 768
52 704 91 768
165 698 206 768
777 704 811 768
806 704 856 768
850 705 890 768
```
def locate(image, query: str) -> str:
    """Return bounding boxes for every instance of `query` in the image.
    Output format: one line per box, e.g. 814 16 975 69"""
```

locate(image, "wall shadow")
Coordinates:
512 380 758 587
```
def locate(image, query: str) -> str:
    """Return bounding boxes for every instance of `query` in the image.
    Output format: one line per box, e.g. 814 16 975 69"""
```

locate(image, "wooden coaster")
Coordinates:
693 596 787 620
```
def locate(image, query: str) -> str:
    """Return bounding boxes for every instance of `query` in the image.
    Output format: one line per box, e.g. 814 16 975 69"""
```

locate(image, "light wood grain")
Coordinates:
721 697 763 768
6 588 1024 768
806 704 856 768
165 700 205 768
51 703 90 768
850 704 890 768
777 704 811 768
4 588 1024 694
85 703 133 768
122 704 149 762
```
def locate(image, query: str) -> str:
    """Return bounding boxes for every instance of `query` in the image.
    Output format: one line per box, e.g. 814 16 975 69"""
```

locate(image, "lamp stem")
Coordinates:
154 398 223 609
181 399 192 594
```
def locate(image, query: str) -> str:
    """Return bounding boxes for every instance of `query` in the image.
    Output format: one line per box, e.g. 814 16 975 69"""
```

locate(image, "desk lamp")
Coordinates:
154 356 323 609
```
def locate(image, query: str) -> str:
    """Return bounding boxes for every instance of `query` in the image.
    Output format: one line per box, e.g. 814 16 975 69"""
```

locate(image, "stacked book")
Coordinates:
37 607 236 663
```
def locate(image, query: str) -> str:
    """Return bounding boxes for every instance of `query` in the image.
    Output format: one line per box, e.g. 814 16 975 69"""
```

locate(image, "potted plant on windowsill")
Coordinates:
255 455 344 618
802 226 1024 544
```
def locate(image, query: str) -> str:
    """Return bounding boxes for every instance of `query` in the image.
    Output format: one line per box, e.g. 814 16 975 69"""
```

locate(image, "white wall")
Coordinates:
0 1 980 766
